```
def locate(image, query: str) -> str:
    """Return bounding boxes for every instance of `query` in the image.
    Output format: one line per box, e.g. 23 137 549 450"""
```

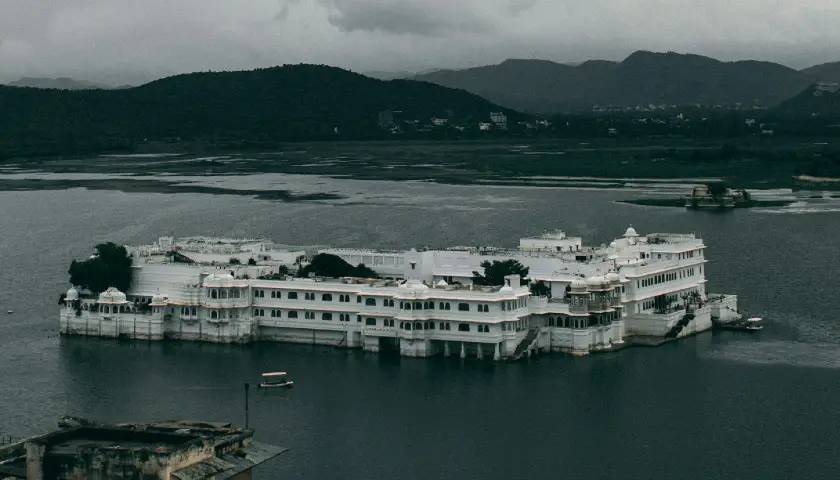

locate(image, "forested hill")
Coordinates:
0 64 515 157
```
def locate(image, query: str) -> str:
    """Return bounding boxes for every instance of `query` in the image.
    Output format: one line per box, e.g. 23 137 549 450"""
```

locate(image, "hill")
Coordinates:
6 77 108 90
413 51 825 113
0 65 516 157
773 83 840 119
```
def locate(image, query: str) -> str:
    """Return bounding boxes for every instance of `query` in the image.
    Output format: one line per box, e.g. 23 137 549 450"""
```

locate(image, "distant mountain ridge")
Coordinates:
0 64 515 157
412 51 840 113
6 77 109 90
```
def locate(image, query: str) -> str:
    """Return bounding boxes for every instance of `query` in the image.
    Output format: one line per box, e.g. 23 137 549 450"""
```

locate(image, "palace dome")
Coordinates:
623 226 639 238
606 272 620 284
570 278 588 291
98 287 127 304
65 287 79 301
586 275 606 287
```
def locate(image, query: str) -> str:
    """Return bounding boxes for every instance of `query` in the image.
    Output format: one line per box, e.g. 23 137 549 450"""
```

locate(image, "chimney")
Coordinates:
505 274 521 289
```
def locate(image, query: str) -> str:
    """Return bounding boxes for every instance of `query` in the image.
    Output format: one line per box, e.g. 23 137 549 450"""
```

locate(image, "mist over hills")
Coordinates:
6 77 112 90
413 51 840 113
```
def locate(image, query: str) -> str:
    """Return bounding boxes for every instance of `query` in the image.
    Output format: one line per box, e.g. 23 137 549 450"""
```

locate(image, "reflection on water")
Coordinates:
0 173 839 479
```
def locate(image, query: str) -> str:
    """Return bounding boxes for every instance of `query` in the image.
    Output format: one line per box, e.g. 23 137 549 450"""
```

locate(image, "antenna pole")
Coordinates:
244 382 250 429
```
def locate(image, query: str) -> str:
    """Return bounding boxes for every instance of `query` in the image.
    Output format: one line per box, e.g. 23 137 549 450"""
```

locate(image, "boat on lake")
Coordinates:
259 371 294 389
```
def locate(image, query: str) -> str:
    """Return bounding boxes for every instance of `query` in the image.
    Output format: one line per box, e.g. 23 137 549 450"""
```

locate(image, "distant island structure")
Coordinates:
685 184 751 209
59 228 743 359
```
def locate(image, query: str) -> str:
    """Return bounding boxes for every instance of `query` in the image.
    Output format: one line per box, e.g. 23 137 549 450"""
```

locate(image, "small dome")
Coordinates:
586 276 606 287
98 287 127 304
570 278 588 291
623 226 639 238
65 287 79 301
150 293 168 306
606 272 620 283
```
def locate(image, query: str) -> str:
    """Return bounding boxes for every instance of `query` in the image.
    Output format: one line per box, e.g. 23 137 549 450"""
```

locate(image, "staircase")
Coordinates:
512 328 540 360
665 313 695 339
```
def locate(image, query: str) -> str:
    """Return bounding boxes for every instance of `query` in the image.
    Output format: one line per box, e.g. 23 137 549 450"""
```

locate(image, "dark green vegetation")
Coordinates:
472 260 529 286
67 243 133 293
0 64 515 158
413 51 840 113
298 253 377 279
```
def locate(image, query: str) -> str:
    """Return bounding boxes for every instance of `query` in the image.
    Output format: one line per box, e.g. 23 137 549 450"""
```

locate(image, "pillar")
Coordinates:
476 343 483 360
444 341 451 357
460 342 466 359
494 342 501 361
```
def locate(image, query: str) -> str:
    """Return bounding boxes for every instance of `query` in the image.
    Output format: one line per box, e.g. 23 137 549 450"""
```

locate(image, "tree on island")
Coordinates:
472 259 529 286
68 242 133 293
530 281 551 297
298 253 378 278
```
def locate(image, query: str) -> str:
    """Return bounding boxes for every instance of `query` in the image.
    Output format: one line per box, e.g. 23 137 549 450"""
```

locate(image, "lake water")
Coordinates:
1 166 839 479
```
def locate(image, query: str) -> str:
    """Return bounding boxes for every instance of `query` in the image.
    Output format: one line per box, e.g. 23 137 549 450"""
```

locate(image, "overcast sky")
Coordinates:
2 0 840 85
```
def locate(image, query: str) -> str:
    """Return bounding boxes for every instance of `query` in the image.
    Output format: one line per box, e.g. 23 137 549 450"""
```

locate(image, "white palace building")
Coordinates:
59 229 742 359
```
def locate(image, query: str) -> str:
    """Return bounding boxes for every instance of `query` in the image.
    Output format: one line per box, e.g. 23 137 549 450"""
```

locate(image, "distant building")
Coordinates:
814 82 840 95
607 127 618 136
744 118 756 127
489 112 508 130
430 117 448 126
478 122 492 131
377 110 395 129
0 417 285 480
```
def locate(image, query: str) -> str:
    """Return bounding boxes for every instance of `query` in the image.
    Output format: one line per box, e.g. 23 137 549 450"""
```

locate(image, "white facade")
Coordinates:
59 228 738 359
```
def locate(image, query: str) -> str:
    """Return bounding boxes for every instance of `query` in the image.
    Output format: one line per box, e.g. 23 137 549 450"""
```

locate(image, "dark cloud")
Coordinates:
319 1 493 36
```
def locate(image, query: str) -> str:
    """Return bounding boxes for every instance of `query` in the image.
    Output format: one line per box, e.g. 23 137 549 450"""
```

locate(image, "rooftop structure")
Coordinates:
59 228 741 358
0 417 285 480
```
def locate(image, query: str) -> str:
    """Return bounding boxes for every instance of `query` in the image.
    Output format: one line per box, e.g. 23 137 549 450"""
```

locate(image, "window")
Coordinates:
305 292 315 300
322 312 333 321
458 323 470 332
365 298 376 306
477 325 490 333
413 302 422 310
288 311 299 319
427 321 435 330
270 291 277 299
478 304 489 313
357 296 362 303
322 293 333 301
384 319 394 327
340 313 351 322
384 299 395 307
304 311 315 320
458 303 470 312
339 294 350 302
365 317 377 326
211 290 218 299
413 322 423 330
287 291 298 299
211 311 218 319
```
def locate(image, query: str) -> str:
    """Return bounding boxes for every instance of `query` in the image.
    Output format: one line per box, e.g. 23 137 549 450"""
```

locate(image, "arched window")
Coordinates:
458 303 469 311
211 311 218 319
414 322 422 330
211 290 217 299
413 302 422 310
365 298 376 306
322 293 333 301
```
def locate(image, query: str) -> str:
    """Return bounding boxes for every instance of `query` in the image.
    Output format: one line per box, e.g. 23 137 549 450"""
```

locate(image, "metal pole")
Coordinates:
244 382 250 429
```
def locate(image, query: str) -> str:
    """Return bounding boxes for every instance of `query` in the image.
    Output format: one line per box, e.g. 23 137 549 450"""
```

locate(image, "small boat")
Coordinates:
6 310 12 315
745 317 764 331
258 371 294 389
